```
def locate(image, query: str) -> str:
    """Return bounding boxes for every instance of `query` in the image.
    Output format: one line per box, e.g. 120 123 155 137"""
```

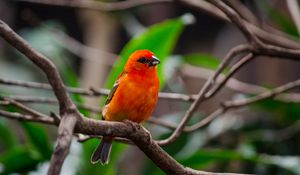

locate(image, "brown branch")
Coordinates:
188 78 300 132
2 97 50 118
0 78 197 102
181 0 300 49
16 0 172 11
1 0 300 174
48 114 77 175
181 65 300 103
19 0 300 49
209 0 262 46
0 109 55 124
0 110 249 175
0 78 110 97
224 0 259 26
205 53 254 98
208 0 300 62
0 19 79 175
156 44 251 146
3 74 300 135
223 78 300 108
0 18 248 175
0 95 102 113
0 20 74 112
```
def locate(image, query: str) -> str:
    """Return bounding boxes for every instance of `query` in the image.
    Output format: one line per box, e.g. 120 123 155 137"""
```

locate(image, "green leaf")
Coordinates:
0 119 17 149
106 15 188 89
182 54 220 70
21 122 53 160
180 149 243 169
0 147 40 174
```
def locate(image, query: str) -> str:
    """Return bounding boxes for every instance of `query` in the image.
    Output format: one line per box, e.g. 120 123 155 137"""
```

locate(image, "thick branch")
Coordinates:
0 110 248 175
48 114 77 175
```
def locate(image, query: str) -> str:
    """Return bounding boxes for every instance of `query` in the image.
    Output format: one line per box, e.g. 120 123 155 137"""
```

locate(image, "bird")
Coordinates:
91 50 160 165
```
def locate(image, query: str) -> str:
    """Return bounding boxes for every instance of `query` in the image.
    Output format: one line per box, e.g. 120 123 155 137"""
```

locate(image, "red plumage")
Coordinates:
91 50 160 165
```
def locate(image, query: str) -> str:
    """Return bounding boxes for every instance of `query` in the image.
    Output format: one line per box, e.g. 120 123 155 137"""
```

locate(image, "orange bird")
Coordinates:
91 50 160 165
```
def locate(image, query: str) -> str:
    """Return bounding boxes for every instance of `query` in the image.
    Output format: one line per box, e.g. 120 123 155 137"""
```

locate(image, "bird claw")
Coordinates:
123 120 152 142
123 119 137 126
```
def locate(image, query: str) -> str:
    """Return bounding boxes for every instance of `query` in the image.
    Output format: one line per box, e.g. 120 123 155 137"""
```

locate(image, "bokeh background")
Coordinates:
1 0 300 175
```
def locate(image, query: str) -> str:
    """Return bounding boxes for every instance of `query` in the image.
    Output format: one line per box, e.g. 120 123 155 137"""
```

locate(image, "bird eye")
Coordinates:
137 57 148 64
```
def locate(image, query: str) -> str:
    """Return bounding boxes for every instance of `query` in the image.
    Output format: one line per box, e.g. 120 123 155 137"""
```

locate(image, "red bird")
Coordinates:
91 50 160 165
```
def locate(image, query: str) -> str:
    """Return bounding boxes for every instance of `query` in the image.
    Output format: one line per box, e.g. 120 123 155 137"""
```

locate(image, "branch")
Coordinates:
181 0 300 49
181 65 300 103
19 0 300 49
0 110 249 175
0 19 79 175
0 78 197 102
0 20 74 112
16 0 172 11
188 78 300 132
0 19 248 175
205 53 254 98
224 0 259 26
0 95 102 113
156 44 252 146
0 109 55 124
209 0 262 46
223 78 300 108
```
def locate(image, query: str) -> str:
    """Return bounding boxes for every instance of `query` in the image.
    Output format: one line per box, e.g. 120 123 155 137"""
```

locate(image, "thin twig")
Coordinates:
205 53 254 98
0 109 55 124
0 95 101 113
223 79 300 108
0 78 197 102
2 98 51 119
187 78 300 132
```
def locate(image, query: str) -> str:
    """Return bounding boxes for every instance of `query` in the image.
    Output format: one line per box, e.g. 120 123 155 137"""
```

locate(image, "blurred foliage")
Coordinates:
258 1 300 37
0 2 300 175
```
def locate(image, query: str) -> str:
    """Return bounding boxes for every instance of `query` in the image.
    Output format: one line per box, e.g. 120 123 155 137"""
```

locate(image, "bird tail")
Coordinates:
91 137 113 165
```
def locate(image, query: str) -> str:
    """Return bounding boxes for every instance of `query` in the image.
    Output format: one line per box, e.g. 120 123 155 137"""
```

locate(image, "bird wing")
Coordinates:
102 71 127 119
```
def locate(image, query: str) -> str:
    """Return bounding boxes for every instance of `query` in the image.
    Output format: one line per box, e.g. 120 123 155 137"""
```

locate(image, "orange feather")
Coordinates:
91 50 160 165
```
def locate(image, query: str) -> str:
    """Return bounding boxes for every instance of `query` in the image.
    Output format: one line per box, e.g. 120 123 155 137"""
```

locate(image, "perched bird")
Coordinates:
91 50 160 165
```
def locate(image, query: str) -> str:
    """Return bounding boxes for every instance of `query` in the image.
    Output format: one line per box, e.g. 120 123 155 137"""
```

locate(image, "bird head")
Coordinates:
125 50 160 73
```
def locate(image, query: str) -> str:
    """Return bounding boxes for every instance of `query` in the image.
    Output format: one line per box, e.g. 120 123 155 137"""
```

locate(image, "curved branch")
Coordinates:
0 19 79 175
0 20 75 113
0 110 249 175
156 44 251 146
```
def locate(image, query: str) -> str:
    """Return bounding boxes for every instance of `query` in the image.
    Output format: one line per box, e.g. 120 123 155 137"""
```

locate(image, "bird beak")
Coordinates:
149 56 160 66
